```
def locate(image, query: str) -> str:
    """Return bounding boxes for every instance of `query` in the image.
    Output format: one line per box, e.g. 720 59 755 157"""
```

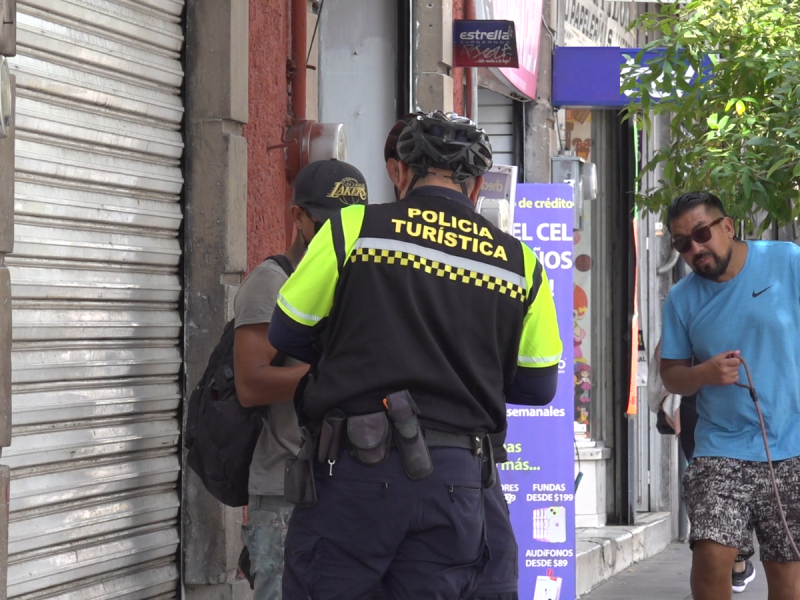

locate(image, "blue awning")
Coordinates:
553 46 638 108
553 46 708 108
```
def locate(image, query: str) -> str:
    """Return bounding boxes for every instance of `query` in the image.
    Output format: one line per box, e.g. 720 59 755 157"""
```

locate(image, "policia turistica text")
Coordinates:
269 111 563 600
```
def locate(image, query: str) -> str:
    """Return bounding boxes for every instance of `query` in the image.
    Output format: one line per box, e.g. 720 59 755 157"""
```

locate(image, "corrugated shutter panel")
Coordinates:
2 0 184 598
478 87 514 166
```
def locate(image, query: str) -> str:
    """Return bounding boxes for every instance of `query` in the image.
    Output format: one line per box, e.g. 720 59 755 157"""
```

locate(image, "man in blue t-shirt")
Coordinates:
661 191 800 600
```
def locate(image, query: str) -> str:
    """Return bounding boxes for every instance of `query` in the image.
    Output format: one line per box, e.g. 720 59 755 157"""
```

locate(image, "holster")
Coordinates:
318 409 346 464
347 412 391 466
385 390 433 480
284 427 317 507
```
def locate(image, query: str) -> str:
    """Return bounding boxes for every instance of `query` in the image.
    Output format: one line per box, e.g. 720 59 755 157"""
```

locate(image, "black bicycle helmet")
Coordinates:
394 111 493 194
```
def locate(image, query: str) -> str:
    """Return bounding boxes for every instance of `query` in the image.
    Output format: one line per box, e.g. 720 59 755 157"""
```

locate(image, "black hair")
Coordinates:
384 113 421 163
666 192 728 231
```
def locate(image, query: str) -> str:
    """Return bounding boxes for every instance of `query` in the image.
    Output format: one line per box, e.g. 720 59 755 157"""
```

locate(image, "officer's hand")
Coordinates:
700 351 742 387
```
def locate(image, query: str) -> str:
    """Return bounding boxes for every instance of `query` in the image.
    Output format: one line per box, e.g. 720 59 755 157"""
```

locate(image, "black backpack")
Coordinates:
185 255 295 507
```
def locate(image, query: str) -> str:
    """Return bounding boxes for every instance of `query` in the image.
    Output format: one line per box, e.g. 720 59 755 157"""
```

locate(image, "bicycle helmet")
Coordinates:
394 111 493 194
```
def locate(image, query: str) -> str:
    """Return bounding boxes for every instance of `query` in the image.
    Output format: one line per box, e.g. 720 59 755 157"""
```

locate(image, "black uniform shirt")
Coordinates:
272 186 562 435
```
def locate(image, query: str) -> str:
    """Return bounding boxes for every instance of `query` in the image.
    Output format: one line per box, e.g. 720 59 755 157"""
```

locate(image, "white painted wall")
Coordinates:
319 0 398 204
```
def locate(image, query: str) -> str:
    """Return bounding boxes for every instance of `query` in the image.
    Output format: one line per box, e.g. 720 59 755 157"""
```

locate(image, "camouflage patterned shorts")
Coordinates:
683 456 800 562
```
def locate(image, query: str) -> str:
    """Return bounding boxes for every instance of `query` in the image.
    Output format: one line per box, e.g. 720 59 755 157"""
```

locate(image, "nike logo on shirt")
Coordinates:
752 286 772 297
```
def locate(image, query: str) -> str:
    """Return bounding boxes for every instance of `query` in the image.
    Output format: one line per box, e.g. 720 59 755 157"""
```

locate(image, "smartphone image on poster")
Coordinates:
546 506 566 543
533 506 566 543
533 569 562 600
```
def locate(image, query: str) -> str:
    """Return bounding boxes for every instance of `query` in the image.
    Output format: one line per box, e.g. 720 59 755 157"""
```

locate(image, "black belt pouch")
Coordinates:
385 390 433 480
284 427 317 507
347 412 391 466
318 409 347 463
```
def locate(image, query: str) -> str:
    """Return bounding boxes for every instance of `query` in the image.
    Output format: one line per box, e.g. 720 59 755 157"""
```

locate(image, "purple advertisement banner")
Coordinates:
507 183 575 600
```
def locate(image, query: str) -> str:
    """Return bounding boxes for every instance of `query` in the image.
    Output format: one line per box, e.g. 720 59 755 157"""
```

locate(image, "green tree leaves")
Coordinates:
622 0 800 228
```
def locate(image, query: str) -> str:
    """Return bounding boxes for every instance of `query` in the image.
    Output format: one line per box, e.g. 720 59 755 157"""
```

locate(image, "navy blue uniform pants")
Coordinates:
370 472 519 600
283 447 489 599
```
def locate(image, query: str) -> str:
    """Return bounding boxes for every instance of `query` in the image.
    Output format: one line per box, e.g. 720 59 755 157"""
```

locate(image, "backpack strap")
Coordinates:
265 254 295 277
263 254 294 367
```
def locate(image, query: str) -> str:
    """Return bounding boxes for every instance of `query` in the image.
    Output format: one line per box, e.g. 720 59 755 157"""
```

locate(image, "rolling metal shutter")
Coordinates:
478 87 514 167
1 0 184 597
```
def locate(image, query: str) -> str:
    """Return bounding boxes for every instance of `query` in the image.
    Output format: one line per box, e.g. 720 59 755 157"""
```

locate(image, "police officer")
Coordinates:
269 111 563 599
383 114 536 600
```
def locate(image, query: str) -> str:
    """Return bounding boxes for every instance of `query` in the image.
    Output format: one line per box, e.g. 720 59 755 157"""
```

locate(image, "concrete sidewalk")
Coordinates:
581 542 768 599
576 512 674 595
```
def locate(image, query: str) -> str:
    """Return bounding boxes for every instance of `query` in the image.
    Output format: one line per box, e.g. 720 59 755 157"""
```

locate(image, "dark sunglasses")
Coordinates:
671 217 725 253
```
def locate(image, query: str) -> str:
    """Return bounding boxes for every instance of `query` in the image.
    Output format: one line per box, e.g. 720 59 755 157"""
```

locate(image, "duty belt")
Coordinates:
339 427 484 453
314 390 496 486
285 390 498 509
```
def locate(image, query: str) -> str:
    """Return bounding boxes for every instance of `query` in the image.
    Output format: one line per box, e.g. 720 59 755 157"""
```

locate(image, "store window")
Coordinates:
564 108 594 440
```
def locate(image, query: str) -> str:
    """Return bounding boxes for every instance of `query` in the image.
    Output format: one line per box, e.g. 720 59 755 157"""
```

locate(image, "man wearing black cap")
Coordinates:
234 159 368 599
